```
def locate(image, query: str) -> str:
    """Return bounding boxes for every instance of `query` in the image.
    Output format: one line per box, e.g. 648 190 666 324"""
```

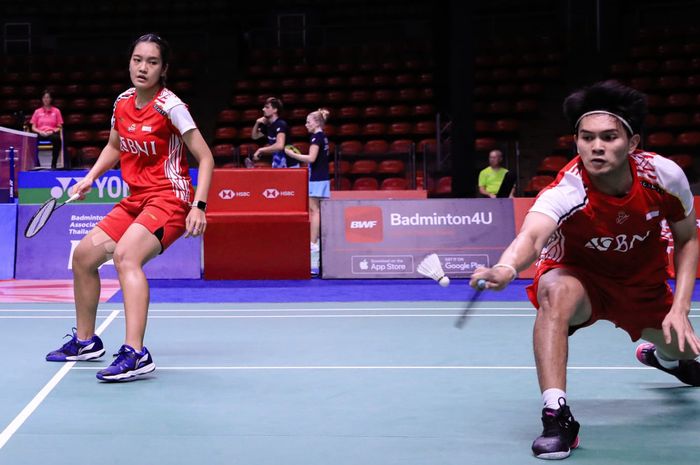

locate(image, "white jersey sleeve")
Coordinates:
169 104 197 135
652 155 694 217
529 168 588 225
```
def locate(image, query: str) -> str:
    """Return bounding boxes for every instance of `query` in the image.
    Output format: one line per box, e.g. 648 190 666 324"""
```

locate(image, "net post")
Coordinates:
9 146 15 200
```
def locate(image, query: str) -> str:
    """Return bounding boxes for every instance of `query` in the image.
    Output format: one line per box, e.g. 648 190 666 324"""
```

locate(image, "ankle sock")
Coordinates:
542 388 567 410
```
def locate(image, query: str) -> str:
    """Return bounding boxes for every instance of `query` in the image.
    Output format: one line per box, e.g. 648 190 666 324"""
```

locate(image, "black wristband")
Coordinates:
191 200 207 212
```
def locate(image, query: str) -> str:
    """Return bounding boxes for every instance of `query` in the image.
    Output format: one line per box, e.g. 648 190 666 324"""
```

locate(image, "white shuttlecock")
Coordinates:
417 253 450 287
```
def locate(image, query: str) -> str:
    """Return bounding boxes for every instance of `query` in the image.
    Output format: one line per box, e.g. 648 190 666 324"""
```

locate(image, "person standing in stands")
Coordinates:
45 33 215 382
478 149 514 198
30 90 64 169
251 96 297 168
471 80 700 459
284 108 331 272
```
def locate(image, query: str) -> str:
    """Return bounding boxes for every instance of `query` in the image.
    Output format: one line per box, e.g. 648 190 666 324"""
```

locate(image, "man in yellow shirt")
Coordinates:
478 149 514 197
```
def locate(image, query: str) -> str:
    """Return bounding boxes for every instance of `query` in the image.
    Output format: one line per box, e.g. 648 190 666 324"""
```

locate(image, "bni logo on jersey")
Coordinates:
344 206 383 243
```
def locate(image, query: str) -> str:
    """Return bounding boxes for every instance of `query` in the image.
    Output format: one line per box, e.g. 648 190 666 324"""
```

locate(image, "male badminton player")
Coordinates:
251 97 298 168
45 33 214 382
471 81 700 459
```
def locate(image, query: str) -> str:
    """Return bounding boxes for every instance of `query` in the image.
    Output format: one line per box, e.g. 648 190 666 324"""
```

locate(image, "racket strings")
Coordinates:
25 198 57 238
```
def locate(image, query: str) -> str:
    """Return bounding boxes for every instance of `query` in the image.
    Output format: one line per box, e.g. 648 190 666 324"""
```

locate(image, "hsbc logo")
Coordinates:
262 188 295 199
219 189 235 199
263 188 279 199
345 206 383 242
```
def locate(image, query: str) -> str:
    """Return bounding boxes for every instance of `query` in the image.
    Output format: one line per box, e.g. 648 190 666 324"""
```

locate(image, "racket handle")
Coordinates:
66 193 81 203
476 279 486 290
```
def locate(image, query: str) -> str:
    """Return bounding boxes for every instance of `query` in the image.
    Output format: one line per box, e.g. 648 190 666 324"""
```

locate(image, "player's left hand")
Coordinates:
662 309 700 356
252 150 261 161
185 207 206 238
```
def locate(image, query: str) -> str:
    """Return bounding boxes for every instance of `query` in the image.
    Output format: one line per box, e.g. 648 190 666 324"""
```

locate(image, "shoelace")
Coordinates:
109 346 136 368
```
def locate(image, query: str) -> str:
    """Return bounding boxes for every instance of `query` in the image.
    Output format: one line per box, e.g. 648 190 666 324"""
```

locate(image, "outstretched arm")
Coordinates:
470 211 557 290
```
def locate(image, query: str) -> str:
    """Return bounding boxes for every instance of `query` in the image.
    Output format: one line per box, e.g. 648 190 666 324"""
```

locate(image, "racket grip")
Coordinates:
66 193 81 203
476 279 486 290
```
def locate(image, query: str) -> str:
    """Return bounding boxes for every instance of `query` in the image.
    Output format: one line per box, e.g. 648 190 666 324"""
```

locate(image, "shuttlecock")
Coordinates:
417 253 449 287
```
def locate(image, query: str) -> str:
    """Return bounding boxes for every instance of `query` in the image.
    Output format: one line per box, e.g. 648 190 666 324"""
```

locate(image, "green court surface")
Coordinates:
1 302 699 465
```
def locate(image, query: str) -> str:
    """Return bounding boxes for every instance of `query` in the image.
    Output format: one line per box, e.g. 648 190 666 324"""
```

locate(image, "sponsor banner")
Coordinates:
18 169 199 204
321 199 515 279
207 168 308 213
15 204 200 279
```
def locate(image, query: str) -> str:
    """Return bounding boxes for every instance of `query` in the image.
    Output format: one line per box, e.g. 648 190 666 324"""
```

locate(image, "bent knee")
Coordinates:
537 278 590 324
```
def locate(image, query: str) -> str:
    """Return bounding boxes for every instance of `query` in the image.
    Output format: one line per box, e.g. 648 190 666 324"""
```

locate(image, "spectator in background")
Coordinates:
284 108 331 272
478 149 514 198
251 97 298 168
30 90 64 169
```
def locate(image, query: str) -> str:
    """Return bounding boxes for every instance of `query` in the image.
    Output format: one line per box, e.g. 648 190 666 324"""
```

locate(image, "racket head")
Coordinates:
24 197 58 238
285 144 301 154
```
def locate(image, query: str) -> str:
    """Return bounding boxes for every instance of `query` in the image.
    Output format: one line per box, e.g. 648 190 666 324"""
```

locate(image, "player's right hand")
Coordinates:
255 116 267 125
470 266 512 291
70 177 94 200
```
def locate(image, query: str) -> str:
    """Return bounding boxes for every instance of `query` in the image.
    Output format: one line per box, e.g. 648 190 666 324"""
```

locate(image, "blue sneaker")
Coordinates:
96 344 156 382
46 328 105 361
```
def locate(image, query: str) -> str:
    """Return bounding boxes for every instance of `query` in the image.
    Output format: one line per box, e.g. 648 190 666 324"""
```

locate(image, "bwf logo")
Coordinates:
344 206 383 243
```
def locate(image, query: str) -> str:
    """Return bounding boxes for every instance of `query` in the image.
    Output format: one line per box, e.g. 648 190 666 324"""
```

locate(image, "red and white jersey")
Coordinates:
531 150 693 285
111 87 196 202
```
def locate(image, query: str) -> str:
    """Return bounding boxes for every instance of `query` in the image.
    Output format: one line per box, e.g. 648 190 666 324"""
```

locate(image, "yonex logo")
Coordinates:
219 189 235 199
263 188 279 199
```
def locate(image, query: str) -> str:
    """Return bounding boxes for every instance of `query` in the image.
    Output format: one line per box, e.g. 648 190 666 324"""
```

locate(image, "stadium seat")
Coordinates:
326 91 346 103
352 177 380 190
242 109 259 121
412 104 434 116
362 123 387 136
232 95 254 106
339 124 361 137
324 125 336 137
380 177 408 190
537 156 569 174
377 159 405 174
70 130 93 143
65 113 85 125
515 99 538 113
258 79 276 90
646 132 675 147
95 129 111 142
435 176 452 195
676 131 700 146
281 78 300 89
417 138 437 153
555 134 575 150
494 119 519 132
667 93 693 107
332 176 352 191
296 142 310 154
239 127 253 139
397 88 418 101
238 143 259 157
329 160 351 175
213 144 235 159
388 122 412 136
348 75 369 87
396 74 415 85
389 139 413 154
349 90 371 102
373 89 395 101
218 109 240 123
660 112 690 127
326 76 345 87
657 75 684 90
303 77 323 88
290 108 309 120
338 107 361 119
475 120 493 132
525 175 555 196
475 137 498 151
80 146 101 161
215 127 238 140
414 121 436 135
388 105 410 118
363 140 390 154
340 140 364 156
351 160 378 174
71 98 90 111
669 154 693 170
281 93 299 105
303 92 323 105
363 106 386 118
372 75 392 86
290 125 307 138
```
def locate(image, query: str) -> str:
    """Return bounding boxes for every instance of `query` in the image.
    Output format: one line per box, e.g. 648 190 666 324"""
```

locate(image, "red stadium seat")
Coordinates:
372 75 392 86
289 108 309 120
669 154 693 170
290 125 307 138
388 122 412 136
338 107 360 119
380 177 409 190
417 138 437 153
363 106 386 118
515 100 539 113
215 127 238 140
326 91 346 103
339 123 361 137
281 93 299 105
71 98 90 111
667 93 693 107
324 125 336 137
362 123 387 136
435 176 452 195
487 101 512 114
295 142 310 154
332 176 352 191
242 109 260 122
657 75 684 90
352 177 380 190
232 95 254 106
326 76 345 87
377 159 405 174
389 139 413 154
676 131 700 147
412 104 434 116
660 112 690 127
238 143 259 157
70 131 93 143
396 74 415 85
646 132 675 147
95 129 111 142
340 140 364 155
81 146 101 160
258 79 276 90
213 144 235 158
525 175 555 195
349 90 371 102
538 156 569 174
555 134 575 150
303 77 323 88
234 80 253 91
65 113 86 125
218 109 240 123
239 127 253 139
350 160 378 174
494 119 519 132
388 105 410 118
303 92 323 105
414 121 436 135
329 160 351 175
475 120 493 132
281 78 300 89
363 140 390 154
373 89 395 101
348 75 369 87
475 137 498 151
397 88 418 101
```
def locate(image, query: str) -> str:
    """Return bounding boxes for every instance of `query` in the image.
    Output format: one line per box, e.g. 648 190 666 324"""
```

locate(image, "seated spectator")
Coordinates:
478 149 514 198
30 90 64 169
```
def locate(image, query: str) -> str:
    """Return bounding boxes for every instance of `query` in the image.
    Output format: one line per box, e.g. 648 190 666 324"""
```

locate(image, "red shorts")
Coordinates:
526 262 673 341
97 192 190 252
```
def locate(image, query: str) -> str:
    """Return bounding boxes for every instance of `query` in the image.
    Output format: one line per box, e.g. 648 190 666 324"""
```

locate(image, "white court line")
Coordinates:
0 306 537 313
71 365 654 371
0 313 537 319
0 310 120 450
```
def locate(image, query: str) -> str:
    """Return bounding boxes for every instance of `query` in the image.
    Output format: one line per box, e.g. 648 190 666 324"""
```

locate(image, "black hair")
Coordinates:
41 89 51 99
563 80 647 136
129 33 171 87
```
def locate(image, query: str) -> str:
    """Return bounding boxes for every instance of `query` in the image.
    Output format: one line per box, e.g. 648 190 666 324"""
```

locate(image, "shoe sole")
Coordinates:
46 349 106 362
635 342 656 366
534 436 579 460
96 362 156 382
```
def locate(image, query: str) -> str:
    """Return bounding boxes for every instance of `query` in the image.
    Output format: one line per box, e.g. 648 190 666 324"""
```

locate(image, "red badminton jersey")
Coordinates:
111 87 196 202
530 150 694 286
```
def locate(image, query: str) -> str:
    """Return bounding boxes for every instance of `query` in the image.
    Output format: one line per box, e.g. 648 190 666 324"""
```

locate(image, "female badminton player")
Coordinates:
45 33 215 382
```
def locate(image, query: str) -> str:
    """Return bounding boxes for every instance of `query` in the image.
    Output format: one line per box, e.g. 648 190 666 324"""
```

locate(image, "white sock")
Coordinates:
542 388 567 410
310 241 320 251
654 348 680 369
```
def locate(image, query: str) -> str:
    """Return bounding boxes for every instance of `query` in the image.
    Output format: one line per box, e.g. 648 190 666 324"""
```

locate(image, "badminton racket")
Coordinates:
24 193 80 238
454 278 486 329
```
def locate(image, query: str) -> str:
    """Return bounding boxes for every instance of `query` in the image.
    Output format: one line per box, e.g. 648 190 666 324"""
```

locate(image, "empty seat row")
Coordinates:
234 73 434 92
217 104 436 123
230 88 434 107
